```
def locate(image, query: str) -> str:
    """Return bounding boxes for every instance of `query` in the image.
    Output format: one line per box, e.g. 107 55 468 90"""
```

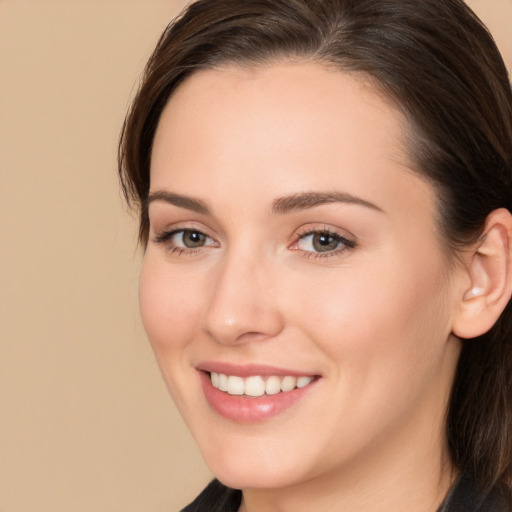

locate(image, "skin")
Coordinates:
140 62 465 512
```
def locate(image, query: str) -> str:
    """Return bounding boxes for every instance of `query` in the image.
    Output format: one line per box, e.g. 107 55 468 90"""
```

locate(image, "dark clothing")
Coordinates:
182 473 511 512
181 479 241 512
437 472 511 512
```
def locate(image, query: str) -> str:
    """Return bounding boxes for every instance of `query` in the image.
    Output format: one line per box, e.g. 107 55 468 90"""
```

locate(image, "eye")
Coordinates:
172 230 210 248
293 228 356 255
154 228 217 252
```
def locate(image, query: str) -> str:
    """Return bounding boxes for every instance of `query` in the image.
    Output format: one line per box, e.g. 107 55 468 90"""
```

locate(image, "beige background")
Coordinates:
0 1 510 511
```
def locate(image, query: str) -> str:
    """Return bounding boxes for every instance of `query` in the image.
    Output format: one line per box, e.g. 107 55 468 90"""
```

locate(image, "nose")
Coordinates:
201 251 285 346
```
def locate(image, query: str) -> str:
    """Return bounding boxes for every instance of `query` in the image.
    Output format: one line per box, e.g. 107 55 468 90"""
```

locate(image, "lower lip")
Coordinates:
199 371 318 423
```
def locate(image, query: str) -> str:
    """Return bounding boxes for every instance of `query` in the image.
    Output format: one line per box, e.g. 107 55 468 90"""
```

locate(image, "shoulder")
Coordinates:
181 479 242 512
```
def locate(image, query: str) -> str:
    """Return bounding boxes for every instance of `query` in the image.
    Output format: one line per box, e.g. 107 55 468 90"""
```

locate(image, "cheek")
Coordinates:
139 255 203 355
138 255 212 417
288 252 452 383
284 261 454 454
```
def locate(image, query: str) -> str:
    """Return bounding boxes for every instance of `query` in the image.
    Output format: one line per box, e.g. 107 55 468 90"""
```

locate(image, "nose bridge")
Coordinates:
201 242 284 345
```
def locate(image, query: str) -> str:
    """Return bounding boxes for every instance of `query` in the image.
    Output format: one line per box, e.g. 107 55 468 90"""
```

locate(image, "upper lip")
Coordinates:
196 361 318 378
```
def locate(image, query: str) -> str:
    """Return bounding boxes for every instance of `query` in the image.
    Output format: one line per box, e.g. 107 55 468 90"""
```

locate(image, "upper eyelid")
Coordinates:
148 210 228 235
293 225 355 241
154 226 216 243
152 222 215 238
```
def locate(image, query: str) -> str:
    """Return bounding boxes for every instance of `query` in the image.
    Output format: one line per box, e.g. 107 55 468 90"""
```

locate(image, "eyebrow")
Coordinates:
271 191 383 215
147 191 210 214
147 190 383 216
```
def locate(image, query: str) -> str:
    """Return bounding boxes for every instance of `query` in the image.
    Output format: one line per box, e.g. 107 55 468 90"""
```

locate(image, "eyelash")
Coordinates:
153 226 356 259
292 227 356 260
153 228 216 256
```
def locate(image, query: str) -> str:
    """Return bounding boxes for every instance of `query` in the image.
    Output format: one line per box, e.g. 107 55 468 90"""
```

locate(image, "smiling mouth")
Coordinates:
209 372 315 397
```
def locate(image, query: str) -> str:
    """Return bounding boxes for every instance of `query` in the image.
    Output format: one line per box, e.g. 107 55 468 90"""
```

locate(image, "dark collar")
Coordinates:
438 473 511 512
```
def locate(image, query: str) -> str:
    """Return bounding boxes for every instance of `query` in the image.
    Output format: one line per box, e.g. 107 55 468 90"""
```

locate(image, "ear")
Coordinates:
452 208 512 339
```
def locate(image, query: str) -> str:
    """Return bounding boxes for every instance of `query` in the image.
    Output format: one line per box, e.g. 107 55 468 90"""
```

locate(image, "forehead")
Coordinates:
155 62 409 147
150 62 433 221
152 62 413 167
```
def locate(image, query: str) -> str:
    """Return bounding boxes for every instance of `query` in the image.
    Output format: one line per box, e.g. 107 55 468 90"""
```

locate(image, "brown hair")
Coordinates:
119 0 512 491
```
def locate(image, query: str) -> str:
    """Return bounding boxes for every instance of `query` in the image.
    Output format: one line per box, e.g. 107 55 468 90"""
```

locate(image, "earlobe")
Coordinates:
452 208 512 340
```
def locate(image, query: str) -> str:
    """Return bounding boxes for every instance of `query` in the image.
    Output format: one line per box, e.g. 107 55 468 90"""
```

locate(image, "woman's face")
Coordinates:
141 63 463 490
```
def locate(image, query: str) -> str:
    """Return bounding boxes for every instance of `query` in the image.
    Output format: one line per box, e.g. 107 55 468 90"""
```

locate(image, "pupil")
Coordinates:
313 233 338 252
184 231 205 248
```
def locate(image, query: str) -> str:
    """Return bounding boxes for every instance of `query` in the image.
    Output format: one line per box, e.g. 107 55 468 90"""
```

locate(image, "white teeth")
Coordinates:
209 372 314 396
227 375 244 395
244 376 265 397
218 373 229 392
280 376 296 392
297 376 314 388
265 376 281 395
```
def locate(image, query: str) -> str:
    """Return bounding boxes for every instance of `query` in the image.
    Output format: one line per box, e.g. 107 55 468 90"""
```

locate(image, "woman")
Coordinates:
118 0 512 510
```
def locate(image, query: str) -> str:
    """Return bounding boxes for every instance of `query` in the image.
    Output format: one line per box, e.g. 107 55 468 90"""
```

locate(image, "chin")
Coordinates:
208 457 304 491
193 427 319 491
